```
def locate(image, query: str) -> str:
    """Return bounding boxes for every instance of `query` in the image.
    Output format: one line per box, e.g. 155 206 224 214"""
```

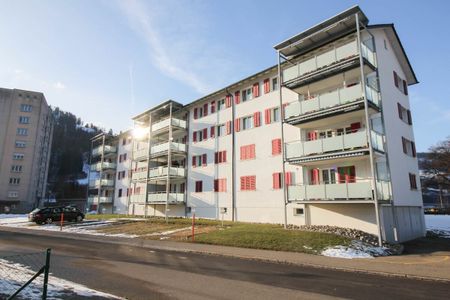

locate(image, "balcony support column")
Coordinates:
278 50 288 229
97 134 106 214
165 102 173 223
145 112 153 218
356 13 382 246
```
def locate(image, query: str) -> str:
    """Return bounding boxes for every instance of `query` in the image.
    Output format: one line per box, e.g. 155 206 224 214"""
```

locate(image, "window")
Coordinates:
240 144 255 160
393 71 408 95
397 103 412 125
218 99 226 111
240 176 256 191
383 39 388 50
8 191 19 198
273 173 282 189
210 101 216 114
264 107 280 124
263 78 270 94
192 154 207 167
272 139 282 155
337 166 356 183
217 124 226 137
13 153 24 160
322 169 337 184
15 141 26 148
193 128 208 143
118 189 123 197
20 104 32 112
19 116 30 124
242 87 253 102
242 116 254 130
214 151 227 164
402 137 416 157
9 178 21 185
214 178 227 192
11 165 23 172
17 128 28 136
272 77 279 91
294 208 304 215
409 173 417 190
195 180 203 193
193 106 204 119
122 138 126 145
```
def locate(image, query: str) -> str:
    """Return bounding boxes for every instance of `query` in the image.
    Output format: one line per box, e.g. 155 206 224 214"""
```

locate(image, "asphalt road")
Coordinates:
0 229 449 300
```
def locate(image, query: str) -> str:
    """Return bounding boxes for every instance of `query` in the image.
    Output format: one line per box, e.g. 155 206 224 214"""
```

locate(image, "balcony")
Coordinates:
132 170 148 181
282 39 376 88
92 145 116 157
151 142 186 156
133 148 149 160
286 130 369 161
152 117 186 132
130 194 146 204
148 192 185 204
88 196 113 204
288 181 373 202
90 162 116 172
148 166 186 179
89 179 114 188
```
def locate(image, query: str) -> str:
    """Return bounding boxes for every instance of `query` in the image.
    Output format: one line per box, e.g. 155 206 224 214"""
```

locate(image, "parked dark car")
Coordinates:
28 206 84 224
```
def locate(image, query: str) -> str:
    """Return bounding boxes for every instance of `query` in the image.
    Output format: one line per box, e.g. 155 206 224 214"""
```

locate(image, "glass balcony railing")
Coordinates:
89 179 114 188
88 196 113 204
376 180 392 201
92 145 117 157
148 166 186 178
282 40 359 83
284 83 366 119
148 193 185 204
370 131 385 152
152 117 187 132
285 130 368 159
151 142 186 155
90 162 116 172
132 170 148 181
130 194 146 203
133 148 149 160
288 181 373 201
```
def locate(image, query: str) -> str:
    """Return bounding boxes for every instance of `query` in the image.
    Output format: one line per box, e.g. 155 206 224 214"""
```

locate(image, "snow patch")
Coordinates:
425 214 450 238
322 240 390 259
0 259 123 299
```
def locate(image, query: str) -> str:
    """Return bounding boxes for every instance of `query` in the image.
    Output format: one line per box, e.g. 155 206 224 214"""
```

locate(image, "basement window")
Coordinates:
294 208 304 216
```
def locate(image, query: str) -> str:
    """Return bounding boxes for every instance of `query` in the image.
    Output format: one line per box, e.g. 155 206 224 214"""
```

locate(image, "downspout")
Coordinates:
277 51 288 229
165 102 173 222
229 88 236 222
356 13 383 246
98 135 105 214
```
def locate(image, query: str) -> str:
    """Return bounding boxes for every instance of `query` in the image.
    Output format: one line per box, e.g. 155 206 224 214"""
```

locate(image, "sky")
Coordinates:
0 0 449 151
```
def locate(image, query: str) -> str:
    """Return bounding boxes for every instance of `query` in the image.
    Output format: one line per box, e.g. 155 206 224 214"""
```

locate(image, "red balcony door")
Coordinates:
337 166 356 183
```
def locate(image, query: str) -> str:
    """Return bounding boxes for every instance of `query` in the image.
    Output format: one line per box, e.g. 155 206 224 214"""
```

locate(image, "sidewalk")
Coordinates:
1 226 449 282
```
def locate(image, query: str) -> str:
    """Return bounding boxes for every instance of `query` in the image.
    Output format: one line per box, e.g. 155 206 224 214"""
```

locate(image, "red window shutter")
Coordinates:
403 80 408 95
285 172 292 186
226 95 232 108
221 179 226 192
203 103 208 116
402 137 407 154
407 110 412 125
234 119 240 132
264 109 271 124
214 152 218 164
192 156 196 167
203 128 208 140
240 177 245 190
210 126 215 138
226 121 232 135
250 176 256 190
193 131 197 143
411 141 416 157
194 108 198 119
214 179 218 192
397 103 403 119
263 79 270 94
272 138 281 155
202 153 207 165
223 151 227 162
253 111 261 127
273 173 280 189
211 101 216 113
311 169 320 185
234 91 240 104
250 144 255 159
253 83 259 97
393 71 399 88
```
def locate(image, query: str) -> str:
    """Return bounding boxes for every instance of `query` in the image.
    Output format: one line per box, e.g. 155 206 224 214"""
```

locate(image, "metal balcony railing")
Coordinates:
148 166 186 178
148 192 185 204
88 196 113 204
90 162 116 172
92 145 117 157
152 117 186 132
151 142 186 155
88 179 114 188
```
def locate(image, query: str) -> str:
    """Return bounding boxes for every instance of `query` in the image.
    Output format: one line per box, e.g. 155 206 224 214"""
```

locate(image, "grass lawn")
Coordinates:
89 215 350 253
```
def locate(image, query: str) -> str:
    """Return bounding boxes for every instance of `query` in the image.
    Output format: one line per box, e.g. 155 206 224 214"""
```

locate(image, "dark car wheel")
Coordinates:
46 217 53 224
76 215 83 222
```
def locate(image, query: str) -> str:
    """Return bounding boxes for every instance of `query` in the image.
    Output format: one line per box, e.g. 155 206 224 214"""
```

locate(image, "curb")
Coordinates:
1 226 449 283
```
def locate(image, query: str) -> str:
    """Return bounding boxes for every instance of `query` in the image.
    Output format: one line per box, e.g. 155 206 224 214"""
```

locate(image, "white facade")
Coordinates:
90 6 425 243
114 132 132 214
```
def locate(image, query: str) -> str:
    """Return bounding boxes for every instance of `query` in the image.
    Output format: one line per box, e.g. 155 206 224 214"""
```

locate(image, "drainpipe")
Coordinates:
165 102 173 223
230 88 236 222
356 13 383 246
278 50 288 229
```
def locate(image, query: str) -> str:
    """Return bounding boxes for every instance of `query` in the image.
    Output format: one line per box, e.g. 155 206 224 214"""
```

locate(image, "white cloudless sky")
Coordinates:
0 0 449 151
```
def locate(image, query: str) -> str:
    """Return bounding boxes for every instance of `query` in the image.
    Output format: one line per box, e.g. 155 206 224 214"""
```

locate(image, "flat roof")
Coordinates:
132 99 184 120
274 5 368 58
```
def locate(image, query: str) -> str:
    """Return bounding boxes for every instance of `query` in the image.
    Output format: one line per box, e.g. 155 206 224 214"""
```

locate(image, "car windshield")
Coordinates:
30 208 41 213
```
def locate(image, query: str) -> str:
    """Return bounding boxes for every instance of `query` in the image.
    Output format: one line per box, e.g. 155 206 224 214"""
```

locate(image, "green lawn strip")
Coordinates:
195 224 350 254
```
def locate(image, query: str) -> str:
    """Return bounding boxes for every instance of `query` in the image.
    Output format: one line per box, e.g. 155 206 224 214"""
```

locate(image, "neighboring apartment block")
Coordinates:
87 6 425 243
0 88 53 213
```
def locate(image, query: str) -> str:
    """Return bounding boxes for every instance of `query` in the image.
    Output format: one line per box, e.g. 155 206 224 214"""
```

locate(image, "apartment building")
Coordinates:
88 6 425 243
0 88 53 213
